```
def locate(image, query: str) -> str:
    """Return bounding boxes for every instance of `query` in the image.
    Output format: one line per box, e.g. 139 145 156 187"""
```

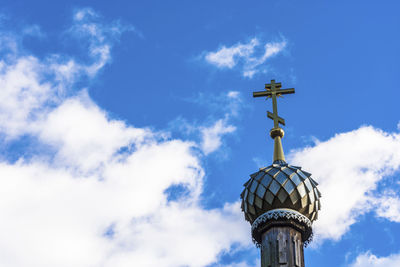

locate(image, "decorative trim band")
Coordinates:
251 208 312 232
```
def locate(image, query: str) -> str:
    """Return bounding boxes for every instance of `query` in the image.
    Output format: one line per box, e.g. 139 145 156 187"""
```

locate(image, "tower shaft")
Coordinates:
261 226 304 267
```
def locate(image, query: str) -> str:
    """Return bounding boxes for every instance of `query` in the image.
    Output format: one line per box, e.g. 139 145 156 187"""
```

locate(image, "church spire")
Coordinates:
253 79 295 163
241 80 320 267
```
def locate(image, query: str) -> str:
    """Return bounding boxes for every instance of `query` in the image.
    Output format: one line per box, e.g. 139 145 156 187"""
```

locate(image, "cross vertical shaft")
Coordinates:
272 89 279 128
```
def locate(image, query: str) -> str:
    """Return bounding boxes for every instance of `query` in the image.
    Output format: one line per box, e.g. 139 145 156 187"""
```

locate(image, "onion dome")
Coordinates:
240 160 321 224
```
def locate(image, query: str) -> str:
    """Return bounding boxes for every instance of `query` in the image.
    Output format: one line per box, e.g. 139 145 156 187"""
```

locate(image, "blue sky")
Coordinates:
0 1 400 266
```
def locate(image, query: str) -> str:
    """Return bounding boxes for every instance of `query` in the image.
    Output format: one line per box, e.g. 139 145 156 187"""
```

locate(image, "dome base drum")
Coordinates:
251 209 313 246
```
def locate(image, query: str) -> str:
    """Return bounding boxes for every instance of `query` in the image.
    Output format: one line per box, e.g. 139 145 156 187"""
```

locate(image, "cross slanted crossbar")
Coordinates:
253 80 295 128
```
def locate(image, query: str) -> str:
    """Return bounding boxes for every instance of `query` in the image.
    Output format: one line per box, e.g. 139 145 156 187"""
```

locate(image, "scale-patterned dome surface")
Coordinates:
241 161 321 224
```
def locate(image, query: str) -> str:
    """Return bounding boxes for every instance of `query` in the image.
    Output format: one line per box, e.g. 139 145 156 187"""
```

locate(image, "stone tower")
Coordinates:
240 80 321 267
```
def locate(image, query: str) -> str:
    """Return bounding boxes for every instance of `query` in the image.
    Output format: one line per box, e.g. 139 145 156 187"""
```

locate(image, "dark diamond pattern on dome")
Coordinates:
250 180 258 193
297 170 308 181
308 202 315 214
304 179 313 192
267 167 279 177
248 205 255 215
255 195 263 209
297 183 306 198
308 192 315 202
260 174 272 187
315 187 322 198
269 180 280 195
241 161 321 223
265 191 274 204
309 177 319 186
301 195 308 208
287 166 299 172
281 166 293 176
275 171 287 185
283 179 295 194
290 173 301 186
254 172 264 181
277 189 288 203
248 193 255 205
243 189 248 199
289 190 300 204
256 184 266 198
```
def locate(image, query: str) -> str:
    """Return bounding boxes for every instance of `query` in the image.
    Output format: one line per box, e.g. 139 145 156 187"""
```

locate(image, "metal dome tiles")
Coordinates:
240 161 321 224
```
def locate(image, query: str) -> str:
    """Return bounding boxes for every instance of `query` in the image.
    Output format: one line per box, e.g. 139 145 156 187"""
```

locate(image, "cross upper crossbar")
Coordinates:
253 88 295 98
253 80 295 128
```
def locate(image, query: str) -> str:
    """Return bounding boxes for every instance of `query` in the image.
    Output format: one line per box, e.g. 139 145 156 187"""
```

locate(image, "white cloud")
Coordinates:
204 38 286 78
103 202 249 267
22 24 45 38
38 94 150 173
0 56 52 138
349 252 400 267
201 119 236 155
228 90 240 99
205 38 259 68
219 260 257 267
374 193 400 222
288 126 400 242
0 9 135 140
0 135 250 267
0 9 252 267
68 7 135 77
220 90 243 118
74 7 99 21
176 90 242 155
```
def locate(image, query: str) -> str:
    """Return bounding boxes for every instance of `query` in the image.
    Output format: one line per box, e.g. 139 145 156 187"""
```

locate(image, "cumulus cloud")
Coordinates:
374 193 400 222
67 7 136 77
175 90 242 155
0 56 52 138
288 126 400 242
0 9 134 140
205 38 259 69
201 119 236 155
219 260 257 267
227 91 240 99
204 37 286 78
0 9 251 267
349 252 400 267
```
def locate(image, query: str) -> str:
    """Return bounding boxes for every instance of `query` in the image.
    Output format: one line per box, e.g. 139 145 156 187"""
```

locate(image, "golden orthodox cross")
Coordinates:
253 80 295 128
